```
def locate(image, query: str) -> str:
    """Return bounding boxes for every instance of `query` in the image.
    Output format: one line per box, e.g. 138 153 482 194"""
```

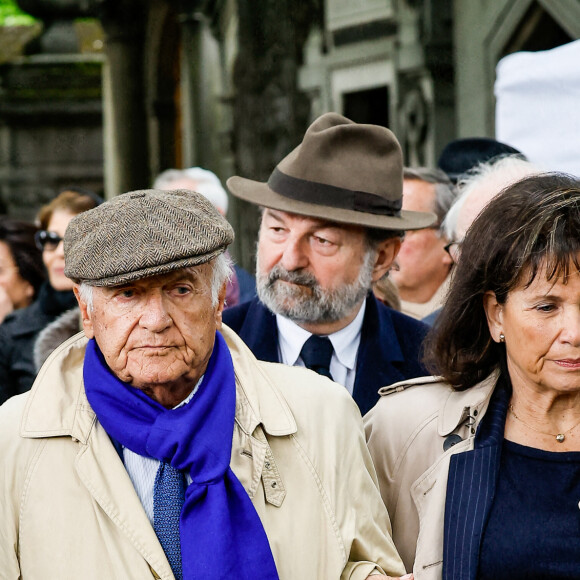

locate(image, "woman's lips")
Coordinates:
555 359 580 368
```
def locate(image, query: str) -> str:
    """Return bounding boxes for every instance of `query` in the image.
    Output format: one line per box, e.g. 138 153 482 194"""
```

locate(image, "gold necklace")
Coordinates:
508 404 580 443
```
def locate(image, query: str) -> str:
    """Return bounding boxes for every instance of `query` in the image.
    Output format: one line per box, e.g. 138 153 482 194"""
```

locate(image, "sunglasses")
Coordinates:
35 230 64 251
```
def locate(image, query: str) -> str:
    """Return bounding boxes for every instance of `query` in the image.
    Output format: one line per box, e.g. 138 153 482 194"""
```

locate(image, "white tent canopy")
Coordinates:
495 39 580 177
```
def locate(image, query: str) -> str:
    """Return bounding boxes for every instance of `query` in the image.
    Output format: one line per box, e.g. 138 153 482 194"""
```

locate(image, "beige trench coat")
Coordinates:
0 325 404 580
364 372 498 579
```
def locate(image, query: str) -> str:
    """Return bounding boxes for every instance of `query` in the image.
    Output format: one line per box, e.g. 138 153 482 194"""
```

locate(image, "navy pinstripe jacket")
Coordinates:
442 376 510 580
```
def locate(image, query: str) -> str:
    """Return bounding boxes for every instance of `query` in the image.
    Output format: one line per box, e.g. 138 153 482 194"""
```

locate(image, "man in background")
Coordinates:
389 168 456 320
224 113 435 415
443 155 540 261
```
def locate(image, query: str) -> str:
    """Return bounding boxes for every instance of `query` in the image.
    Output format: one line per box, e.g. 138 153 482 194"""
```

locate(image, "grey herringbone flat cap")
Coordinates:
64 189 234 286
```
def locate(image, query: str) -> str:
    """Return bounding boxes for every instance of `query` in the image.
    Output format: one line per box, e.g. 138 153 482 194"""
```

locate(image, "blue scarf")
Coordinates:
83 332 279 579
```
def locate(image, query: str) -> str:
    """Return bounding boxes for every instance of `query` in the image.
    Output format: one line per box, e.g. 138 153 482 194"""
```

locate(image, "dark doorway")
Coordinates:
502 2 573 58
342 86 390 127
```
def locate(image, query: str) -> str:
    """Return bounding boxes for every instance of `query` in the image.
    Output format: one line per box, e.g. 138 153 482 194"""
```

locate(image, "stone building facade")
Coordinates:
2 0 579 263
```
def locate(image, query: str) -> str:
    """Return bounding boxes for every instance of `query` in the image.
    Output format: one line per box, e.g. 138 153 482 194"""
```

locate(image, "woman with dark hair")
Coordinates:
0 189 99 404
365 173 580 579
0 218 45 323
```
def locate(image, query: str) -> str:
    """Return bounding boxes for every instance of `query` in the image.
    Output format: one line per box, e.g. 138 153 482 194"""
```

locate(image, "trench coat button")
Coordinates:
271 481 277 488
443 434 463 451
265 461 271 469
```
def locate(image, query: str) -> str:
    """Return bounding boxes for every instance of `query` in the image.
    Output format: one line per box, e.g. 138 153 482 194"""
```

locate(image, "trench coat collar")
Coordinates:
221 324 297 437
20 326 298 442
437 370 499 436
379 370 498 438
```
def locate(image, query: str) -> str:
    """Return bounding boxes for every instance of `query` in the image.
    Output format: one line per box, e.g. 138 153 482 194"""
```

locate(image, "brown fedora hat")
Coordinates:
227 112 435 230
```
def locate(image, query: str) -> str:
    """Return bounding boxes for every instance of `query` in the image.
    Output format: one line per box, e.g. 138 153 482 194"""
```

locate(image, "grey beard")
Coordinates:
256 253 375 324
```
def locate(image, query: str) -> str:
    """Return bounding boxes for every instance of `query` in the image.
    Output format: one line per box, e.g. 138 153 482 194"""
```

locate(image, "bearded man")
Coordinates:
0 189 410 579
223 113 434 415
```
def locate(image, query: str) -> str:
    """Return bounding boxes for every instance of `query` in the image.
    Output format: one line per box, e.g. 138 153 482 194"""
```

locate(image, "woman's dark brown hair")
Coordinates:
424 172 580 390
0 218 45 297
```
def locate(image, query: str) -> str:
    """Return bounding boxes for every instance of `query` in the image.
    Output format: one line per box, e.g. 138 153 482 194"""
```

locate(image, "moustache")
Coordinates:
267 266 319 289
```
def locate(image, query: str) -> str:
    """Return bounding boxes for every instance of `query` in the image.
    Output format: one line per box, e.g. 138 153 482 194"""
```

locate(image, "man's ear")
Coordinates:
73 285 95 339
214 281 228 330
441 238 453 267
371 237 402 283
483 291 503 342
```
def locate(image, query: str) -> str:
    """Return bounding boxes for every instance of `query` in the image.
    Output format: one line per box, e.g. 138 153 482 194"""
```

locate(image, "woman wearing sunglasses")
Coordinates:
0 189 100 405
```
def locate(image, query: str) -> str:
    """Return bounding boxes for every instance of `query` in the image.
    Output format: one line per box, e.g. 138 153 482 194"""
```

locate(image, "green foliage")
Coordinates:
0 0 37 26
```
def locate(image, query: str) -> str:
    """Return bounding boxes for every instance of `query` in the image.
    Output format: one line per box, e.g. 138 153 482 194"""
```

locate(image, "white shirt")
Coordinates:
123 379 201 524
276 301 366 396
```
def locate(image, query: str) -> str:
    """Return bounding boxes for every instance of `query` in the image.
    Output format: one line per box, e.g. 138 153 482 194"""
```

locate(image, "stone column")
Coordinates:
231 0 320 269
99 0 150 197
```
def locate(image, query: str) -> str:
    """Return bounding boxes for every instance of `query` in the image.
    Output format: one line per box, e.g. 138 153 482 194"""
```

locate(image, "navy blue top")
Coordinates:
478 439 580 579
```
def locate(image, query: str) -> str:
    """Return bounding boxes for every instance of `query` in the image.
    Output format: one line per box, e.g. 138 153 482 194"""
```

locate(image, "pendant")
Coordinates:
556 433 565 443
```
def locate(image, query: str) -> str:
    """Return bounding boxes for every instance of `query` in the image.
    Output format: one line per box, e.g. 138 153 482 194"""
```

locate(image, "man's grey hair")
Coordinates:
78 253 233 311
442 154 541 242
403 167 456 225
153 167 229 214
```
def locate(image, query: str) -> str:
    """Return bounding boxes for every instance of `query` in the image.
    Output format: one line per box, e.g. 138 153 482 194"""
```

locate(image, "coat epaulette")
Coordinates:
378 375 443 397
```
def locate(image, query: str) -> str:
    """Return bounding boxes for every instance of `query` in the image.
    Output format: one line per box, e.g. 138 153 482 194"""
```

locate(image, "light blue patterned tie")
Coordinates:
154 462 186 580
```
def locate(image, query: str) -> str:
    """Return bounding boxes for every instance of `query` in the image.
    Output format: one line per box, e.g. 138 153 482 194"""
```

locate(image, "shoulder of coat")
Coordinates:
378 375 448 397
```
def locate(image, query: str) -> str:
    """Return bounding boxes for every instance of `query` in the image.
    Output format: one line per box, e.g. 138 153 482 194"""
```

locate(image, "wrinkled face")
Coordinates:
485 263 580 397
0 241 34 310
256 209 397 326
43 209 76 291
390 179 452 297
77 265 225 394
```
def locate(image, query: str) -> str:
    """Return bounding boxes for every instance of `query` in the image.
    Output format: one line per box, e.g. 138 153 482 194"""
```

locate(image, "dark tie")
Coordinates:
299 335 334 380
154 462 186 580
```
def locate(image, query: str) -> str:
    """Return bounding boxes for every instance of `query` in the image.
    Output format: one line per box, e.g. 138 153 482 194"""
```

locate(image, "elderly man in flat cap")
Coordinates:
0 189 411 580
224 113 435 415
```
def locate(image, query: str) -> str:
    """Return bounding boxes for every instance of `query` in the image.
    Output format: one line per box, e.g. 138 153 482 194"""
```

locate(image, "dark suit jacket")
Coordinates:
223 294 429 415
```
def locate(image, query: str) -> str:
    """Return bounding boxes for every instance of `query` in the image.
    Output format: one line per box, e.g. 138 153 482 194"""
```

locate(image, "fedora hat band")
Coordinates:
267 168 402 216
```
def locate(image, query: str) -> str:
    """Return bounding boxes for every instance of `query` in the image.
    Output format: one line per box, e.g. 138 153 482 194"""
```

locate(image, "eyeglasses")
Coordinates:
34 230 64 252
444 241 462 263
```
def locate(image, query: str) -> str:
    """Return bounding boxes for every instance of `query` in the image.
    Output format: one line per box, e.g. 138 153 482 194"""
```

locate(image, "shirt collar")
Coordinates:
172 376 203 409
276 300 366 371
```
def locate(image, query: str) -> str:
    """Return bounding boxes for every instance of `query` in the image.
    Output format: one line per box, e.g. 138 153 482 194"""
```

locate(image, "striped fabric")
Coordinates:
442 376 510 580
